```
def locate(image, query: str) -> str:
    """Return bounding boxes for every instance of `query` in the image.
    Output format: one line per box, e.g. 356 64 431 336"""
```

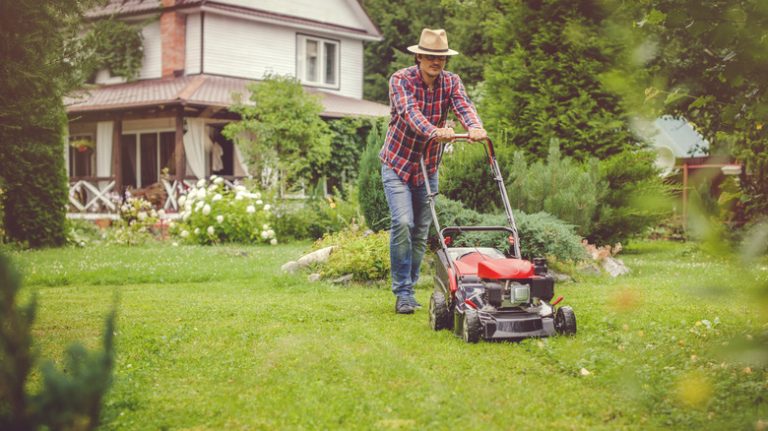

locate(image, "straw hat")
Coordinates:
407 28 459 56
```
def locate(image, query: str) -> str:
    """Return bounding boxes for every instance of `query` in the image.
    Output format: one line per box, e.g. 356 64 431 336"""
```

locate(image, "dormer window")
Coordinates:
297 34 339 89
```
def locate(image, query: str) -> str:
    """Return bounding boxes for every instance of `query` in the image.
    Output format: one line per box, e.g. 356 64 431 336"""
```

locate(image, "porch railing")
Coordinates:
67 176 257 218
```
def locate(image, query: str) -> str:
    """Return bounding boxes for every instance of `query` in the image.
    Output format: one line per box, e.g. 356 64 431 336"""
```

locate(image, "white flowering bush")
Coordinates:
108 196 159 245
170 176 277 245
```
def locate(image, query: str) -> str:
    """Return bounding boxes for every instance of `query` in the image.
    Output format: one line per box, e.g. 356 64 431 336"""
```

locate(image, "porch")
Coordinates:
64 74 386 218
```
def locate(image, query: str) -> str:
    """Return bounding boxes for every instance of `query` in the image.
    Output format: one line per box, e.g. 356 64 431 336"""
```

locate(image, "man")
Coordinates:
379 28 487 314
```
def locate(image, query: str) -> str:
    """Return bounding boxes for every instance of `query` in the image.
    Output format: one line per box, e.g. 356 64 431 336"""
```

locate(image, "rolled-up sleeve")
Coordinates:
390 74 438 137
450 76 483 130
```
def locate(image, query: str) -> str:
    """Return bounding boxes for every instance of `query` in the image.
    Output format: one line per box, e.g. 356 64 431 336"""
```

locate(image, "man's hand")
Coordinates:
433 127 455 142
468 128 487 141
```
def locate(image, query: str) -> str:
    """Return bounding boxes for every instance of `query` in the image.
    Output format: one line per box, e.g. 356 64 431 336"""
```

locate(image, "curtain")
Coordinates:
183 118 208 179
96 121 113 190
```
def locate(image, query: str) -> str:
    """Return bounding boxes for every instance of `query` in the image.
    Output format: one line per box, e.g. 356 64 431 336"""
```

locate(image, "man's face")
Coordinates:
417 54 447 79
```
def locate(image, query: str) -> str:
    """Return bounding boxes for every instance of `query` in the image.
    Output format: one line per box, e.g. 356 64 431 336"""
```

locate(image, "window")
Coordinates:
68 134 95 178
297 35 339 88
120 131 177 188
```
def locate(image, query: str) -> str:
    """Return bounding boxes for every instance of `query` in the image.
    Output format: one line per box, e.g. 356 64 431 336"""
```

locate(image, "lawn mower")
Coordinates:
423 134 577 343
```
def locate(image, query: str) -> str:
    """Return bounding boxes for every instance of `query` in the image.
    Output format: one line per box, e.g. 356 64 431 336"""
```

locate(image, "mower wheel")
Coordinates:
462 309 482 343
555 306 577 336
429 290 452 331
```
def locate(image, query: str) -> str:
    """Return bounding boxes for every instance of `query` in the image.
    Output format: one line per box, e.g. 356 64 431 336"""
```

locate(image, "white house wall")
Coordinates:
185 13 201 75
210 0 362 30
204 14 295 80
139 19 162 80
204 14 363 99
339 38 363 99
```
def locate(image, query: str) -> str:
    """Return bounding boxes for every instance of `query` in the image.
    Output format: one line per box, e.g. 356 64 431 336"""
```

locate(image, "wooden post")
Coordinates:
175 106 186 181
682 162 688 233
112 114 123 194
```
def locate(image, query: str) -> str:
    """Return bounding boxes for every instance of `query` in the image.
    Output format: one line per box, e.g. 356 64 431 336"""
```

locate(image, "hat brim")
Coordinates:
407 45 459 56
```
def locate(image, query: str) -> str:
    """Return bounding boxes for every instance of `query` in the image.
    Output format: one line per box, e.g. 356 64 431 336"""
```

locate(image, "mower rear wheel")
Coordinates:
462 309 482 343
429 290 452 331
555 306 577 336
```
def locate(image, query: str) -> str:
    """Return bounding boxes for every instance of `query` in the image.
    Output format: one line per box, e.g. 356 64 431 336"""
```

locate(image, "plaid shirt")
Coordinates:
379 65 483 185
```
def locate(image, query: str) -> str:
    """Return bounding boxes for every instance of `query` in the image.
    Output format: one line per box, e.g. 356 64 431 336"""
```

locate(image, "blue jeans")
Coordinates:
381 163 438 298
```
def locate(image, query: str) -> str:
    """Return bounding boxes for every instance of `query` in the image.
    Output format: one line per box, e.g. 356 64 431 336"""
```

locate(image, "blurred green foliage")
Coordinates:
600 0 768 223
0 253 115 430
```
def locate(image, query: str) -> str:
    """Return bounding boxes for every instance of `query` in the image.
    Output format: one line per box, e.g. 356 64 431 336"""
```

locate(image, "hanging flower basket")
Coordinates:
70 138 95 153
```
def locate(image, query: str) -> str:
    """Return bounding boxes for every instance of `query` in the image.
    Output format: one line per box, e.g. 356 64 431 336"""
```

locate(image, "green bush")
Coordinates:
505 143 604 236
313 228 390 281
589 149 673 245
1 129 69 248
67 219 105 247
171 176 277 245
439 141 515 213
433 196 586 262
324 117 385 196
107 196 159 246
357 122 390 231
273 187 362 241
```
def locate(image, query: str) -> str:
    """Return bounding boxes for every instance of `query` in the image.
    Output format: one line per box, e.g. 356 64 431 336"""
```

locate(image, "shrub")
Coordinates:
0 253 115 430
439 141 515 213
1 130 69 248
505 143 604 236
67 219 105 247
324 117 385 196
357 122 390 231
274 187 362 241
107 196 158 245
313 228 390 281
433 196 586 262
171 176 277 245
589 149 674 245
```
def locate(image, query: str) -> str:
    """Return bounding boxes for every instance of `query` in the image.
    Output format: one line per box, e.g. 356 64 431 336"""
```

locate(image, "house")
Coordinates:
64 0 388 215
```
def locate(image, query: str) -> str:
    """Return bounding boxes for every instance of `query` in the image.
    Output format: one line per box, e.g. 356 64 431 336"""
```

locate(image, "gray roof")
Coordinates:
651 116 709 158
64 74 390 118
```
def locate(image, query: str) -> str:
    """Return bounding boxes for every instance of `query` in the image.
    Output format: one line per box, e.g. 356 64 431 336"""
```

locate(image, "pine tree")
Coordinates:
482 0 636 161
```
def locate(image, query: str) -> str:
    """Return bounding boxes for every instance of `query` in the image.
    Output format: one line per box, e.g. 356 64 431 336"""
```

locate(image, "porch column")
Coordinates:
175 106 186 181
112 114 123 193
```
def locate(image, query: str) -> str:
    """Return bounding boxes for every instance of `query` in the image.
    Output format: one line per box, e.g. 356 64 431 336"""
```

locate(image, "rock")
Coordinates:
331 274 354 284
296 246 336 267
602 256 630 277
308 273 322 282
281 261 300 273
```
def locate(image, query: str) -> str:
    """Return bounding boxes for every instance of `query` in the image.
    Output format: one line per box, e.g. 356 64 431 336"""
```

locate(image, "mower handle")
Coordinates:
432 133 487 143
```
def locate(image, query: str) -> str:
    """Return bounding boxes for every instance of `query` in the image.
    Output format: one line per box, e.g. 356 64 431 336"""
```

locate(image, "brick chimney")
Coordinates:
161 0 186 77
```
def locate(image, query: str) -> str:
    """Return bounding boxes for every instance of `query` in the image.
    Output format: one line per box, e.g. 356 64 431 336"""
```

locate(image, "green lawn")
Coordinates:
10 241 768 430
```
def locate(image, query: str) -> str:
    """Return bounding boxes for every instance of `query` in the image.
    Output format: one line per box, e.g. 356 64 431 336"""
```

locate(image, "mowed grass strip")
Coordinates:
12 241 768 430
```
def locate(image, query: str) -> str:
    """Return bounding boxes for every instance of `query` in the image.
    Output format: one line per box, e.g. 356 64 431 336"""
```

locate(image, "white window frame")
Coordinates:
296 34 340 89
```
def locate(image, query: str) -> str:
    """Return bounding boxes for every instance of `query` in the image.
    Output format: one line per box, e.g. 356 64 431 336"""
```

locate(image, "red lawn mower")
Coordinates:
423 134 576 343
